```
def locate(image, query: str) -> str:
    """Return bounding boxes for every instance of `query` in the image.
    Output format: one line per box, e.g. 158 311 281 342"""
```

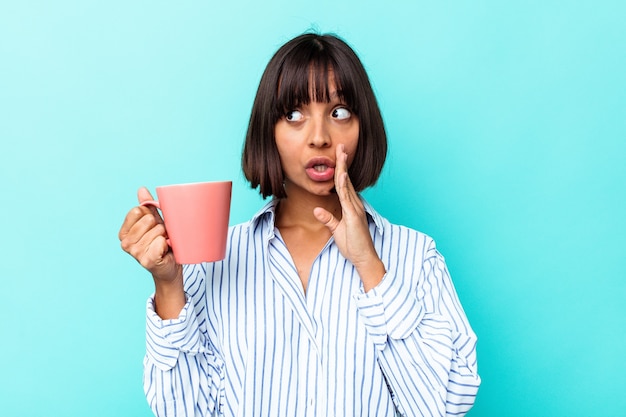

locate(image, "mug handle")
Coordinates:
140 200 160 209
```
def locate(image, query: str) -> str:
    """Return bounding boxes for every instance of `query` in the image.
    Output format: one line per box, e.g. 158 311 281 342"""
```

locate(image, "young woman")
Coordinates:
119 33 480 417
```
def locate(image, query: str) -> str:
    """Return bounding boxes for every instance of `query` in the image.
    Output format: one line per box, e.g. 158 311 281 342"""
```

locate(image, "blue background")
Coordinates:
1 1 624 415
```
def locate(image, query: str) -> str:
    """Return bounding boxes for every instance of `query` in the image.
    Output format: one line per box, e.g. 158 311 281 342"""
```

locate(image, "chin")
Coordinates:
286 179 336 198
316 186 338 197
300 186 332 198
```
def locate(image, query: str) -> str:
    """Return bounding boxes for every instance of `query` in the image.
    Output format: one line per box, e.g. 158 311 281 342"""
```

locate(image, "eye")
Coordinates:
332 107 351 120
285 110 304 122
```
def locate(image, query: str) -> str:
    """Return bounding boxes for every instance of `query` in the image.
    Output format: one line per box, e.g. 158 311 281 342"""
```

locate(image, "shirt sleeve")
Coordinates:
354 238 480 417
143 264 224 417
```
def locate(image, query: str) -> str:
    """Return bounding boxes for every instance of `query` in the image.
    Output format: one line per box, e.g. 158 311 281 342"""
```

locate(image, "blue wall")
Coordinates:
1 1 624 415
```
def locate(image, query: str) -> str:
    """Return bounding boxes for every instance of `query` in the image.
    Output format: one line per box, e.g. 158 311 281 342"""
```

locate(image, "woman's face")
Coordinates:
274 76 359 198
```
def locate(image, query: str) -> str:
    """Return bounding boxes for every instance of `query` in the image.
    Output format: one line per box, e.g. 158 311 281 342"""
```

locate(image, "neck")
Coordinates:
275 189 342 229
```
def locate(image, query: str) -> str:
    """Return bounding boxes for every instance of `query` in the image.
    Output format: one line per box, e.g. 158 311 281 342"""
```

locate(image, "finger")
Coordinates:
125 220 171 267
120 211 162 253
334 146 352 202
137 186 164 225
344 171 364 212
337 169 361 214
137 186 155 204
338 172 353 205
334 144 347 185
133 221 168 255
147 236 171 261
138 235 171 270
336 146 364 213
119 205 154 241
313 207 340 234
334 145 366 221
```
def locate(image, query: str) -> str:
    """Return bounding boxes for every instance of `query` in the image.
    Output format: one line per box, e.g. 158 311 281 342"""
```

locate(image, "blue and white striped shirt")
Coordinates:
144 199 480 416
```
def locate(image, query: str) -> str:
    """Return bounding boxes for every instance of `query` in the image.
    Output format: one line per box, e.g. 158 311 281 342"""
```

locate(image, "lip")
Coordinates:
305 157 336 182
306 157 336 169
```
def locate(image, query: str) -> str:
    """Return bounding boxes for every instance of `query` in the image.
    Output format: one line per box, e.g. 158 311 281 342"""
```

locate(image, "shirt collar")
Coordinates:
246 199 278 241
246 196 386 239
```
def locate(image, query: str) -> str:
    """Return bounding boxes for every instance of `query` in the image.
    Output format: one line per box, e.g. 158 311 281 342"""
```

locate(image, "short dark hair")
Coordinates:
242 33 387 199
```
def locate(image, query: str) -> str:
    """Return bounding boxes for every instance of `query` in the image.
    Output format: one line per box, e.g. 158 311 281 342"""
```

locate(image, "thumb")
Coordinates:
137 186 155 204
313 207 340 233
137 186 164 224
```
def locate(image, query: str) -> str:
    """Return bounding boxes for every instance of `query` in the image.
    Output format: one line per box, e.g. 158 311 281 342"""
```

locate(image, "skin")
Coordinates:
274 88 386 292
118 81 386 319
118 189 185 319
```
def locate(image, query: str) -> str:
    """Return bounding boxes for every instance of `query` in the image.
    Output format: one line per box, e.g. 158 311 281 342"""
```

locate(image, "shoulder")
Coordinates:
382 221 439 263
363 198 438 259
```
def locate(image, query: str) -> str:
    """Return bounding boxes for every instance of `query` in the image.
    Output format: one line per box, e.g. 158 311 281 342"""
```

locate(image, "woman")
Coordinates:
119 33 480 417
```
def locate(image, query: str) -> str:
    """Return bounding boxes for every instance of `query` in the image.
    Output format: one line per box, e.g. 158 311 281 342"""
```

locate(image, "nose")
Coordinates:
308 116 331 148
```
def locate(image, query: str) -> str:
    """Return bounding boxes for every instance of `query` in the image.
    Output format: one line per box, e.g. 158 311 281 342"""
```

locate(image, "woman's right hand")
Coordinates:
119 187 185 318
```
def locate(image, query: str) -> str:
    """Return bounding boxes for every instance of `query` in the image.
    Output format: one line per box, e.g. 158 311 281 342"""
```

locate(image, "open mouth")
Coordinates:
306 158 336 182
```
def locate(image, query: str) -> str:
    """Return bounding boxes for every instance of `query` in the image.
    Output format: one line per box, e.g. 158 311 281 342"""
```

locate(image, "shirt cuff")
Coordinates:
145 293 211 371
353 270 425 350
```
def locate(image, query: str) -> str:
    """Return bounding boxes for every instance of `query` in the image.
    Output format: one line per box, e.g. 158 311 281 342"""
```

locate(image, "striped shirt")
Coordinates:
144 199 480 417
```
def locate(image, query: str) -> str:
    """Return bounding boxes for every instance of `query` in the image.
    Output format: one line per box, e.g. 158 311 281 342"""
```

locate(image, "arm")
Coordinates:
119 187 186 319
314 145 479 414
144 263 224 417
313 144 386 291
118 192 223 416
355 240 480 417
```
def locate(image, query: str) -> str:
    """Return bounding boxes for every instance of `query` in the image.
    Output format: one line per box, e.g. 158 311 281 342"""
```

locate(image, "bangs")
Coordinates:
274 48 357 118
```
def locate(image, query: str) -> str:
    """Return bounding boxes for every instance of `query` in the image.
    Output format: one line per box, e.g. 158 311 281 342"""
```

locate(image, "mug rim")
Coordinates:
156 180 232 189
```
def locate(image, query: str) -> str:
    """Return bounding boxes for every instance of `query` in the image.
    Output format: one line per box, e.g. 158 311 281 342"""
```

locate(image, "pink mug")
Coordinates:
141 181 232 264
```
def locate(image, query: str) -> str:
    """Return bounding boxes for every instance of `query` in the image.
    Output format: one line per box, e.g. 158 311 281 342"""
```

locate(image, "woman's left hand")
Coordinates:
313 144 386 291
